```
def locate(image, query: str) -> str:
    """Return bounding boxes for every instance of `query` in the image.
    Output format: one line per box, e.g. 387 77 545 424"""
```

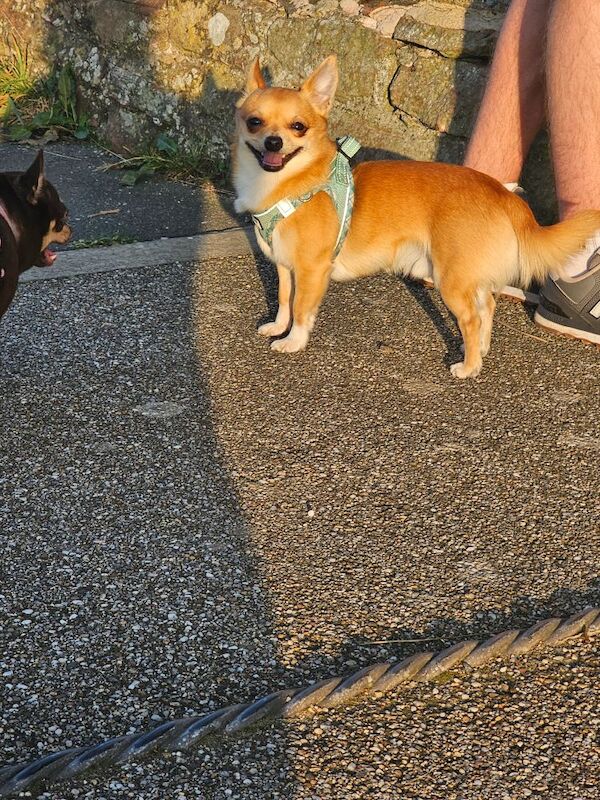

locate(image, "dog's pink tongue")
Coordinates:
262 151 283 168
41 248 58 267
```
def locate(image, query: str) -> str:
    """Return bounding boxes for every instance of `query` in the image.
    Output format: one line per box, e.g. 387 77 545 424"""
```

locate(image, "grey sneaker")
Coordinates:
534 256 600 345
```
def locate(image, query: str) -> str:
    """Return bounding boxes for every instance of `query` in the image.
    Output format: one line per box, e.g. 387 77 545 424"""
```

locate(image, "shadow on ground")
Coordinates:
1 3 599 799
0 3 297 798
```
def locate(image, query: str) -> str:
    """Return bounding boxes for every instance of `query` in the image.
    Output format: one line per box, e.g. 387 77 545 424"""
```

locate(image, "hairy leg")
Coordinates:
258 263 293 337
464 0 550 182
546 0 600 219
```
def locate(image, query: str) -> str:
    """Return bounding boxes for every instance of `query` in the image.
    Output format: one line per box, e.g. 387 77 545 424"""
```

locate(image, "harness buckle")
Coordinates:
276 199 295 217
337 135 361 160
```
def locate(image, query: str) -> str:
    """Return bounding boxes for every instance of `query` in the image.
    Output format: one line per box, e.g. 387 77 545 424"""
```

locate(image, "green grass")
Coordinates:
0 38 35 100
103 132 229 187
0 35 90 142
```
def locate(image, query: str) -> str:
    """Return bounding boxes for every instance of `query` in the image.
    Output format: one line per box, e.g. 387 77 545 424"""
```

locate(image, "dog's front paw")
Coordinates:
450 360 481 379
258 320 289 337
270 329 308 353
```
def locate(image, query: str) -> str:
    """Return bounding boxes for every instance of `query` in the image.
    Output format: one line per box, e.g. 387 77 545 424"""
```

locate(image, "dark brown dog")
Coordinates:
0 150 71 321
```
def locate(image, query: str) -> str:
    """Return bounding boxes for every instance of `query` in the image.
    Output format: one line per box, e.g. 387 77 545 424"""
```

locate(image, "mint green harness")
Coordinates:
251 136 361 257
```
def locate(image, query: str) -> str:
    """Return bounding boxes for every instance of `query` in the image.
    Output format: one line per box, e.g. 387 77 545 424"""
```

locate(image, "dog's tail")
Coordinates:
509 196 600 285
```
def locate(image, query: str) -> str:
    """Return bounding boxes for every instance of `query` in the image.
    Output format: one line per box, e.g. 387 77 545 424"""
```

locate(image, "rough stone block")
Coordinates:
392 0 504 58
390 44 488 138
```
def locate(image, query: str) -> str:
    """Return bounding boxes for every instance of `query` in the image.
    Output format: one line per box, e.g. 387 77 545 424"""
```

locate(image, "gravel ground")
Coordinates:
0 256 598 799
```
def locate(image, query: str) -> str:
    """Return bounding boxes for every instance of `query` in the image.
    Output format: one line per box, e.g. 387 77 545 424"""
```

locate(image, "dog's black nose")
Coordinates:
264 136 283 152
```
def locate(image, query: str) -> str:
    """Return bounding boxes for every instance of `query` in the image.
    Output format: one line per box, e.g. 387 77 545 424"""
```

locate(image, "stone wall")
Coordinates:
0 0 556 219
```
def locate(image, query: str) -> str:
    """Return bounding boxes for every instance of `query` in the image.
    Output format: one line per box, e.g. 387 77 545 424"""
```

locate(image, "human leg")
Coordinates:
464 0 550 182
535 0 600 342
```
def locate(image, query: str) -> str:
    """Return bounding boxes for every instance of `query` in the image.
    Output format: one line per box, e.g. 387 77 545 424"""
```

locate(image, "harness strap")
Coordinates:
252 136 360 257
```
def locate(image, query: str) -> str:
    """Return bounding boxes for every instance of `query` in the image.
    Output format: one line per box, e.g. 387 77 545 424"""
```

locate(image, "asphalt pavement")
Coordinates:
1 244 598 799
0 135 599 800
0 141 238 245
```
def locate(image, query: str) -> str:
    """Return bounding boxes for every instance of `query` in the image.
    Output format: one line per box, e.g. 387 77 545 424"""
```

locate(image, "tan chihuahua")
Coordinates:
233 56 600 377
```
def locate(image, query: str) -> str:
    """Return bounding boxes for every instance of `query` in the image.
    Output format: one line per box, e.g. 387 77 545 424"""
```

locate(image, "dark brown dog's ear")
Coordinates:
19 149 45 205
300 55 338 116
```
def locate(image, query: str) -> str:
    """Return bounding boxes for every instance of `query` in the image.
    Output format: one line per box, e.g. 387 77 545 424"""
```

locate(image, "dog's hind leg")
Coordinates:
438 277 483 378
271 259 331 353
477 289 496 357
258 263 293 337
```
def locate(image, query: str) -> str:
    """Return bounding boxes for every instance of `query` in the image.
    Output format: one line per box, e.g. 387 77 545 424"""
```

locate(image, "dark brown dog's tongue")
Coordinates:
262 151 283 168
40 248 58 267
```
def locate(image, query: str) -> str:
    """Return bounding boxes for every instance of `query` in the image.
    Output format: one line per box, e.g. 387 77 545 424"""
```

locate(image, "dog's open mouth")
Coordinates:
37 247 58 268
247 143 302 172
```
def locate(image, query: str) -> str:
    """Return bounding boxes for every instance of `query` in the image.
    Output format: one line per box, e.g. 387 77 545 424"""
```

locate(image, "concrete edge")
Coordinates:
20 226 259 283
19 226 541 306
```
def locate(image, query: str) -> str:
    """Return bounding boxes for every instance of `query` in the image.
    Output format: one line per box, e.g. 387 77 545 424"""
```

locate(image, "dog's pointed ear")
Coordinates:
246 57 266 94
19 149 45 205
300 55 338 116
237 58 266 108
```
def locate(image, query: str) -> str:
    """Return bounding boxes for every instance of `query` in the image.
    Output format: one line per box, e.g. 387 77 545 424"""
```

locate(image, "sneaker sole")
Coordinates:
534 310 600 345
419 279 539 305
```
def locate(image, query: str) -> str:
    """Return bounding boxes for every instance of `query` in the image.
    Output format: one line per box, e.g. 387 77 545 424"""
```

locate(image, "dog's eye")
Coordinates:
291 121 307 133
55 221 64 232
246 117 262 131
